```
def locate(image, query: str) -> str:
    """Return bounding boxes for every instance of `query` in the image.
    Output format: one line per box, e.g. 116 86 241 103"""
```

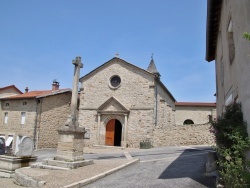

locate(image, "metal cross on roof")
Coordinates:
115 52 119 57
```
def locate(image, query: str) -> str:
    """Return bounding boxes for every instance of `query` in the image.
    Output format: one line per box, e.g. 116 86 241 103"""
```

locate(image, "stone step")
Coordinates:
93 145 125 149
31 163 70 170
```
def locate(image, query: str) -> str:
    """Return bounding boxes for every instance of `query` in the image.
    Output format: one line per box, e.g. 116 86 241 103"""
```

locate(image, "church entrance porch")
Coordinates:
105 119 122 146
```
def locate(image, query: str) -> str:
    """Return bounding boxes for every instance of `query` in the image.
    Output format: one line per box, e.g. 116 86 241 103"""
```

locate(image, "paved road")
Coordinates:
85 146 216 188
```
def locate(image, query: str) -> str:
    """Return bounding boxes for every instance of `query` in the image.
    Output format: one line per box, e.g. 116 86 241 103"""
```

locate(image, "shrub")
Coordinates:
211 103 250 188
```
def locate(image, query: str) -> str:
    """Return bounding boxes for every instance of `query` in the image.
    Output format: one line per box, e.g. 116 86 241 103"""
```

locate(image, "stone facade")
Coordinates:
36 93 71 149
175 104 216 126
79 57 216 148
0 89 71 150
206 0 250 135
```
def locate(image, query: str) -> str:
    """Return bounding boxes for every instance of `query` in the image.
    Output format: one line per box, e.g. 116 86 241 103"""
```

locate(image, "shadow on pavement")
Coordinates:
158 149 216 188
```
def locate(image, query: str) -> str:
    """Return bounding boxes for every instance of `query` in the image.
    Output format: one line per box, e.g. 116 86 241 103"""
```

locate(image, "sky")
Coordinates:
0 1 216 102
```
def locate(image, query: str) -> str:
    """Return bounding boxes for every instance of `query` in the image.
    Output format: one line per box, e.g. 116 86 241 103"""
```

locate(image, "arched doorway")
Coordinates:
105 119 122 146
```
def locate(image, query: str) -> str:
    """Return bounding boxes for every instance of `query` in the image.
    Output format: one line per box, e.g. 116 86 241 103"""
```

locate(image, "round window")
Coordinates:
110 75 121 88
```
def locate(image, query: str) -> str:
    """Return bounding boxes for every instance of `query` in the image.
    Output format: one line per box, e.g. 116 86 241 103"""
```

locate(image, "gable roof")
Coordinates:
175 102 216 107
0 85 23 94
79 57 176 102
79 57 154 82
1 89 71 100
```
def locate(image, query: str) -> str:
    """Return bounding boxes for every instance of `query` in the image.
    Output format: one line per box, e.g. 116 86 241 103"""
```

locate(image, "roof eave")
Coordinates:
205 0 223 62
79 57 154 82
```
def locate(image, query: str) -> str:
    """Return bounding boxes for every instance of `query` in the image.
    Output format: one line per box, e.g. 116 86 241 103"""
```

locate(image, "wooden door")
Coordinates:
105 119 115 146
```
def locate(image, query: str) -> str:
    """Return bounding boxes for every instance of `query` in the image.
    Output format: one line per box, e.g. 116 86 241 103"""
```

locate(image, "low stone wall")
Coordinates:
153 124 215 147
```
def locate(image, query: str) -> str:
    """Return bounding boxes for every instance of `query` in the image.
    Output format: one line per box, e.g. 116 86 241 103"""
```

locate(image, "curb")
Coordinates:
14 167 46 188
63 159 140 188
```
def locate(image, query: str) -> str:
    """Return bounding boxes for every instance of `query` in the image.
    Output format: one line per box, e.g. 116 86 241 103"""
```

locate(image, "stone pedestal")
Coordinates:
0 155 37 178
55 127 85 162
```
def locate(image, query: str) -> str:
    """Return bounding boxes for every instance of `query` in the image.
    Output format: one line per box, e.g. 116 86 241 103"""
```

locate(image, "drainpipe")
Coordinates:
155 80 158 126
33 99 39 150
33 98 42 150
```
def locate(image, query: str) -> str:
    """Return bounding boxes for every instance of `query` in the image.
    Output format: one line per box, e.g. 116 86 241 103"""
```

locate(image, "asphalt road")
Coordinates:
85 146 216 188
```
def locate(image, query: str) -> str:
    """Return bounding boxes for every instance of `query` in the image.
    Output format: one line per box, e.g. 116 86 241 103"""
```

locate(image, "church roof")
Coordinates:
147 58 160 77
79 57 153 82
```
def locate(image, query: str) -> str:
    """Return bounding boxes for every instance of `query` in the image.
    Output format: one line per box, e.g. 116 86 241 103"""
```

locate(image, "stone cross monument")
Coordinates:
55 56 86 162
69 56 83 127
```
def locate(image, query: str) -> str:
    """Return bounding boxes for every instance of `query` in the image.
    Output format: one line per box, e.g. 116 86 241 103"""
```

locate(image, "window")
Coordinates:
183 119 194 125
109 75 121 89
21 112 26 124
227 19 235 64
5 103 9 107
110 75 121 87
23 101 27 106
4 112 8 124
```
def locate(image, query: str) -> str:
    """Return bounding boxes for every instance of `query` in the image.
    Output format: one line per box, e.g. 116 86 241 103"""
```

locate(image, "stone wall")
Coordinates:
212 0 250 135
37 93 71 149
0 87 21 98
79 59 156 146
153 124 215 147
0 92 71 150
175 106 216 125
80 60 155 109
0 99 37 151
79 58 217 148
127 110 154 148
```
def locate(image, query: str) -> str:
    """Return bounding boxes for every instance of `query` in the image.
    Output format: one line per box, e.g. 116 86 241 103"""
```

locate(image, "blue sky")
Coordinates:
0 1 215 102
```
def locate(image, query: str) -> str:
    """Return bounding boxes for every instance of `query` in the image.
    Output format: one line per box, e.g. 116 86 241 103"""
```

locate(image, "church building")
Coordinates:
79 57 216 148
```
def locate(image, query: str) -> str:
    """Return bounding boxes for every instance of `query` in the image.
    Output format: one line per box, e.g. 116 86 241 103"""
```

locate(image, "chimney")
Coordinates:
52 80 60 91
25 87 29 93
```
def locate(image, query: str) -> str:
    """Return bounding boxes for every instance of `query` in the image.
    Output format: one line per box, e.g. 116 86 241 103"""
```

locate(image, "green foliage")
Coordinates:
243 32 250 41
212 103 250 188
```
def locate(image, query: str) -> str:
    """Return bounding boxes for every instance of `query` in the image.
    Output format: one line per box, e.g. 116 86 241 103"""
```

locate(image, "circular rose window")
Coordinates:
110 75 121 88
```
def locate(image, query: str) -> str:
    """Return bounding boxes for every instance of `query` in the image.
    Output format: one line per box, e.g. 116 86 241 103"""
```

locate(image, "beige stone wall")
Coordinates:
78 110 98 146
80 60 155 109
0 99 37 151
127 110 154 148
0 92 71 150
215 0 250 134
79 59 156 146
153 124 215 147
37 93 71 149
80 59 216 148
0 87 21 98
175 106 216 125
156 83 176 128
0 99 37 138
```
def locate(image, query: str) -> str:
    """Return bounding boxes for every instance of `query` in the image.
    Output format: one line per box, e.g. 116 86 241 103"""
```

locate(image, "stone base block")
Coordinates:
0 155 37 178
121 141 127 147
43 159 94 169
0 169 14 178
55 150 84 162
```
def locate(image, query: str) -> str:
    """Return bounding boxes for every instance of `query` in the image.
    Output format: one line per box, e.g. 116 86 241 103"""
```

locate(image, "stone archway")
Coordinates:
105 119 122 146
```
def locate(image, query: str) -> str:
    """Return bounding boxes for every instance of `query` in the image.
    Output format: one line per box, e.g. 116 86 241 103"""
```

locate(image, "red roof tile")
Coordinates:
175 102 216 107
1 89 71 100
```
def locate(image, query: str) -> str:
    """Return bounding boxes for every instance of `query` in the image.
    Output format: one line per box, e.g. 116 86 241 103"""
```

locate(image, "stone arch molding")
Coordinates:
103 115 124 126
